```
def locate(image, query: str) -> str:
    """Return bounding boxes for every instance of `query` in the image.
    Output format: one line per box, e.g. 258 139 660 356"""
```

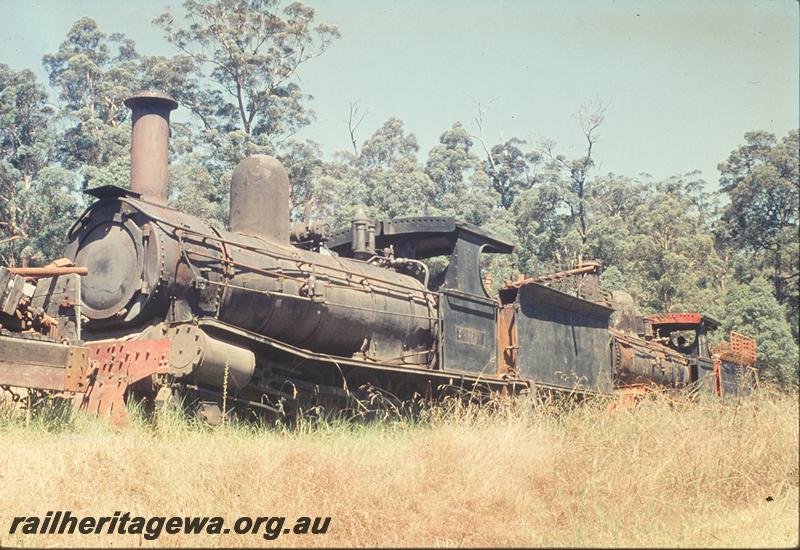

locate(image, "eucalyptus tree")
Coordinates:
717 130 799 332
43 17 141 189
0 65 80 266
152 0 339 223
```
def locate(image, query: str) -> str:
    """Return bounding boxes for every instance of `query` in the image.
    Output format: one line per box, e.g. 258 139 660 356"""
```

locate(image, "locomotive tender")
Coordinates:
0 92 754 422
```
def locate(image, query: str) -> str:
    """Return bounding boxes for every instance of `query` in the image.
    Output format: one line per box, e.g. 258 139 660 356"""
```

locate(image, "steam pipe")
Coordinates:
8 267 88 277
124 91 178 205
506 262 602 288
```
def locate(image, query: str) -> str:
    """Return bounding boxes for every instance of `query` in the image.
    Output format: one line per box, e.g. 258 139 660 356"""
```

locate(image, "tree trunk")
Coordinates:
773 247 784 304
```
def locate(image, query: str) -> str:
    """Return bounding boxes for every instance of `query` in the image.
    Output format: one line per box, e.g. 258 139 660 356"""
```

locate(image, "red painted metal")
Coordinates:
78 339 171 426
729 332 757 365
647 313 703 326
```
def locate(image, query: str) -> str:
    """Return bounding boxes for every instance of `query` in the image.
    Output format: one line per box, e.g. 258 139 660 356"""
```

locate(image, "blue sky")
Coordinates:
1 0 798 188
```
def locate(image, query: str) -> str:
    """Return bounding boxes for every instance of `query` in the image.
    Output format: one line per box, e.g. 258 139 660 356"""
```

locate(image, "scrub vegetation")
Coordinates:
0 390 797 548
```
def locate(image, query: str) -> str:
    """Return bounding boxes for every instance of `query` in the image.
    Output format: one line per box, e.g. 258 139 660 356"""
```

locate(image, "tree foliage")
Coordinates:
0 3 797 386
43 17 141 189
425 122 496 225
589 175 723 314
0 64 81 267
147 0 340 225
721 277 798 386
717 130 799 336
155 0 339 154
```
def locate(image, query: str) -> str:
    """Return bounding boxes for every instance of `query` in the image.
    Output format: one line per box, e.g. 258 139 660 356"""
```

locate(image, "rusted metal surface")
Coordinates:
289 220 331 250
7 266 88 277
505 282 614 393
0 267 26 316
0 267 82 342
193 317 523 392
648 313 704 326
124 91 178 205
715 331 757 366
166 324 255 390
610 328 698 390
441 289 498 376
713 361 758 398
78 338 171 426
496 304 517 377
0 335 87 392
350 206 376 260
607 385 653 413
230 155 290 244
5 89 761 421
504 261 602 288
730 332 757 364
502 261 612 307
712 332 758 398
67 192 438 365
713 360 723 397
29 273 82 342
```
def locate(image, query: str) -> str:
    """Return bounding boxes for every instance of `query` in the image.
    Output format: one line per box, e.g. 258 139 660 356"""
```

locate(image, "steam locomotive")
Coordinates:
0 92 756 423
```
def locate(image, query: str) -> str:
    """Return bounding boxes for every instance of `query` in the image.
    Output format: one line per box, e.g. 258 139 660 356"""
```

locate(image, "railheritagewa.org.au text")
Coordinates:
9 511 331 541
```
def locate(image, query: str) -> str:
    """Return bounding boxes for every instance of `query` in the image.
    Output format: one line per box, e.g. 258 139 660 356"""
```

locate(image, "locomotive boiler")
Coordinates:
70 95 433 364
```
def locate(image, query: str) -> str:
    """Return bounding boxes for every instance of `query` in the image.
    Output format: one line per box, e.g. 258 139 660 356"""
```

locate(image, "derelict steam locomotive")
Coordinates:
0 92 756 423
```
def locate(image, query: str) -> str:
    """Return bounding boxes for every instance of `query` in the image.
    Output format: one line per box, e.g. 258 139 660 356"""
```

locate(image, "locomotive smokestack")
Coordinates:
230 155 290 244
124 91 178 205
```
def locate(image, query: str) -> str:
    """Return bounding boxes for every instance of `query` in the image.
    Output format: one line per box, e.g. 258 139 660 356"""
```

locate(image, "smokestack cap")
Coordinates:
124 91 178 111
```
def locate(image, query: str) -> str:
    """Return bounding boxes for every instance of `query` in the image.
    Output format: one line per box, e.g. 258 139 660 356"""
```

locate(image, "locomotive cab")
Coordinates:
328 216 514 294
638 313 720 392
329 217 515 377
646 313 718 360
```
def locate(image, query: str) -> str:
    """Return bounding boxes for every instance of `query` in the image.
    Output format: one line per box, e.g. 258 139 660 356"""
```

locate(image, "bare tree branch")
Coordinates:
471 101 498 176
577 100 606 161
571 100 607 248
347 100 367 156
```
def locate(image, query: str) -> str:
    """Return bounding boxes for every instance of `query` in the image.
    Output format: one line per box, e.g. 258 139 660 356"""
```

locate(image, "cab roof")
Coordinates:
647 313 720 331
327 216 514 259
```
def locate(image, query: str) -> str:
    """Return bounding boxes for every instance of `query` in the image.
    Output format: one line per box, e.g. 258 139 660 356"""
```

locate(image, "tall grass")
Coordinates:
0 389 796 547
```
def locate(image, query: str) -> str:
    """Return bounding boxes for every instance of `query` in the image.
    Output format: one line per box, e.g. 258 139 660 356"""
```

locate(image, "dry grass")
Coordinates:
0 390 797 548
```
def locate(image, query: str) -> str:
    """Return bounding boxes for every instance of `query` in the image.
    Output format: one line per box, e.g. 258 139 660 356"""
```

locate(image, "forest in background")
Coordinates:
0 0 797 384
